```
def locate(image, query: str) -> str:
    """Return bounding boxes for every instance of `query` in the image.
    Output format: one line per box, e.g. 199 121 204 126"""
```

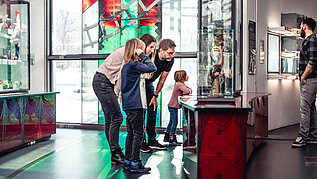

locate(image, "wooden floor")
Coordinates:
0 125 316 179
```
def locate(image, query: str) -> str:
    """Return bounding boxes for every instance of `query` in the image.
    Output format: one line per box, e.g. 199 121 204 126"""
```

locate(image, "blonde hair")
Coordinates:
123 38 146 65
174 70 187 83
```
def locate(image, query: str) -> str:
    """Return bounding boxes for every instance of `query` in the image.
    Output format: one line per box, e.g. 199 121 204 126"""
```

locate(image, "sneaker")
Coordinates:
130 161 151 173
163 132 169 142
306 136 317 144
111 148 125 164
148 139 167 150
123 160 131 171
292 136 306 147
140 143 153 153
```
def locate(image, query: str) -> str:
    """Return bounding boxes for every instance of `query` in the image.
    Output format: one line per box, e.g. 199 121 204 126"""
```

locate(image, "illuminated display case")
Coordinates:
267 27 300 79
197 0 241 99
0 0 29 92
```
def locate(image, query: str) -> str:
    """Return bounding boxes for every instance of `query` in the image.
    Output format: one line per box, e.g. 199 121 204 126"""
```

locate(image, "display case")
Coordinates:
197 0 242 99
267 26 300 79
0 0 29 92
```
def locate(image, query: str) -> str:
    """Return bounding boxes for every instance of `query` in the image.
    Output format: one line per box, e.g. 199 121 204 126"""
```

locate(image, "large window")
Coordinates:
51 0 81 54
49 0 198 125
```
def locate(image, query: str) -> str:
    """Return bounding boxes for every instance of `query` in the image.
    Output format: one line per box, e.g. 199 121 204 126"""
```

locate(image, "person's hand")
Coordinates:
135 48 144 56
301 76 307 84
149 96 158 111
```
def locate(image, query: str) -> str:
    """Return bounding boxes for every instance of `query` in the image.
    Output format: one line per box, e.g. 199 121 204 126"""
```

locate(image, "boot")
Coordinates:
163 132 169 142
111 148 125 165
169 135 181 146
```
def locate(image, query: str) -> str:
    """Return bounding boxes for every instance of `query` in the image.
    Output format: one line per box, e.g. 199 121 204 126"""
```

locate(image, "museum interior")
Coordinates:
0 0 317 178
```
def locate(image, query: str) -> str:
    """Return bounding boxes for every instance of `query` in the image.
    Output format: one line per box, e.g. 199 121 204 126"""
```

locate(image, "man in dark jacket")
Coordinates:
141 39 176 152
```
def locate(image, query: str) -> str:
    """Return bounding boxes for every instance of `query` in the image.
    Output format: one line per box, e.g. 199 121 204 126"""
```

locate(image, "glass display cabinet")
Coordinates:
267 27 300 79
0 0 29 92
197 0 241 99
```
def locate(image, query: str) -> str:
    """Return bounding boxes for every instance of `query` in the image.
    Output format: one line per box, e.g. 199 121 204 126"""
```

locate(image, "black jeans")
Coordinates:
92 72 123 150
125 109 144 161
145 81 157 141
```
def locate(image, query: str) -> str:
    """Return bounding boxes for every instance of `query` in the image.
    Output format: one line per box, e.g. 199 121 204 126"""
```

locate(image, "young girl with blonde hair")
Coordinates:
121 38 157 173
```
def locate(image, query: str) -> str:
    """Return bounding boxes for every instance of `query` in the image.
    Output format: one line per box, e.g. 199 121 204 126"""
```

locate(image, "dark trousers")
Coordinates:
145 81 157 141
92 72 123 150
125 109 144 161
166 107 179 135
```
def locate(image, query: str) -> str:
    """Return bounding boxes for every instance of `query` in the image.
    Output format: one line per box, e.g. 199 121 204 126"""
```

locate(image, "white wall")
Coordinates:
243 0 317 130
29 0 46 92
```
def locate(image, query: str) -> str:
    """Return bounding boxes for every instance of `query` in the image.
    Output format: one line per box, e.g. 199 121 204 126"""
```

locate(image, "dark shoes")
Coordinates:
140 142 153 153
148 139 167 150
111 148 125 164
163 132 169 142
169 135 182 146
123 159 131 171
306 136 317 144
129 160 151 173
292 136 306 147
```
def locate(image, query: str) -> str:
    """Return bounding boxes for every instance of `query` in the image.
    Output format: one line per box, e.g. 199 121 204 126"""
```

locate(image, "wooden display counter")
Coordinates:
180 92 269 179
0 92 59 155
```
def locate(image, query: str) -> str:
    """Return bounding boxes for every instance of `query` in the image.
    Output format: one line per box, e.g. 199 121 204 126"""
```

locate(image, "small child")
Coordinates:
121 38 157 173
164 70 192 146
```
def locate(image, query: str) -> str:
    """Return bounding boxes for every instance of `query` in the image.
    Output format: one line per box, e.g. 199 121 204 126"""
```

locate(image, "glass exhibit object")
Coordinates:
0 0 29 92
197 0 241 98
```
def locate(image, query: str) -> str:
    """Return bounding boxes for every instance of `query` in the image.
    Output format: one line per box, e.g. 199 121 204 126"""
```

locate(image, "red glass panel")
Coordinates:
101 0 121 28
82 0 98 13
139 0 158 27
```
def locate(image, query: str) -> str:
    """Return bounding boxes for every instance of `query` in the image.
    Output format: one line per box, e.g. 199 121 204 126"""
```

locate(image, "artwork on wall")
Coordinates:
259 40 265 64
248 20 256 75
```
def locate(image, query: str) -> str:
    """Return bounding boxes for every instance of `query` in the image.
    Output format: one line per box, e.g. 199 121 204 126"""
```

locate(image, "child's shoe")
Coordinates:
129 160 151 173
110 148 125 164
169 135 182 146
123 159 131 171
163 132 169 142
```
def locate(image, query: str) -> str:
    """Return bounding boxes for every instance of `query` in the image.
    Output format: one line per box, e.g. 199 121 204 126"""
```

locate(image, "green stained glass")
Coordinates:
98 60 105 67
99 28 121 54
139 26 158 39
121 22 138 46
121 0 138 19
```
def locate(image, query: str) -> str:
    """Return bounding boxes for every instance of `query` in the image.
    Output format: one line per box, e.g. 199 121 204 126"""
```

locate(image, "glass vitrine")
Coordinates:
197 0 241 99
0 0 29 92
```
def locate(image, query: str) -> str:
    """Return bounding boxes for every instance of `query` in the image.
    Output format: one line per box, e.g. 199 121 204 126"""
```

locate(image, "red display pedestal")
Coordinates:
181 93 269 179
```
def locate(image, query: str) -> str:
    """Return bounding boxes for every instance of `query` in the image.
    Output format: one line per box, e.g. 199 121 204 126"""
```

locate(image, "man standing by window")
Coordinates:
292 18 317 147
141 39 176 152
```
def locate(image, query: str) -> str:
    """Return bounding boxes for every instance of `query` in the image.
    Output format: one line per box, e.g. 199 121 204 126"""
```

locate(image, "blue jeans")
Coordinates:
166 107 178 135
145 81 157 140
92 72 123 150
125 109 144 161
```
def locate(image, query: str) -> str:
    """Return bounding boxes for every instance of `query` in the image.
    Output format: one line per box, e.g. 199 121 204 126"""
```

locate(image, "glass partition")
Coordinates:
0 0 29 92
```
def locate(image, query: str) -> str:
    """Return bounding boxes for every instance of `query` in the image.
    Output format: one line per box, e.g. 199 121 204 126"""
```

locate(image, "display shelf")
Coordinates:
268 26 299 37
268 26 301 77
0 0 29 92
